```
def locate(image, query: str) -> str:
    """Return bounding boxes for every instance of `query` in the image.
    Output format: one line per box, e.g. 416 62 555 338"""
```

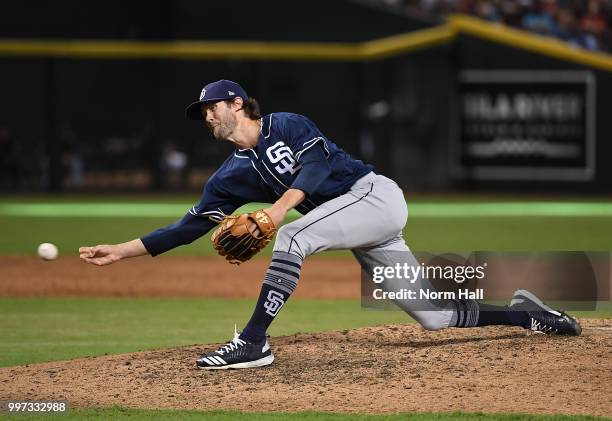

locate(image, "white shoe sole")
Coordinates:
198 354 274 370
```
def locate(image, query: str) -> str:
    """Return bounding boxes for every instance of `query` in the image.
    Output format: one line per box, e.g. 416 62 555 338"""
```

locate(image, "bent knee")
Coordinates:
419 320 447 331
273 224 306 259
412 312 451 331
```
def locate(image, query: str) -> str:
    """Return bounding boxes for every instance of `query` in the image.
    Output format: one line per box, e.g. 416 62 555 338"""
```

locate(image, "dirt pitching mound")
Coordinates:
1 320 610 416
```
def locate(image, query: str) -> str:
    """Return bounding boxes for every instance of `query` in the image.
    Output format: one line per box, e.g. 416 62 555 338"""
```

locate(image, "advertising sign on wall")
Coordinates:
455 70 596 181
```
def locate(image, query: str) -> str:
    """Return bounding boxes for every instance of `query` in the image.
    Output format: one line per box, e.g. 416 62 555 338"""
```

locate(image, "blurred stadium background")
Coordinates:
1 0 611 194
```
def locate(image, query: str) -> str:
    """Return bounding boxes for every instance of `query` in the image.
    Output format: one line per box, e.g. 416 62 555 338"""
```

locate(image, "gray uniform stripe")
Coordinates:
454 299 479 328
263 274 297 292
273 251 303 265
264 273 298 287
465 299 479 327
453 300 464 327
263 279 296 295
261 251 303 295
269 262 301 278
267 268 299 283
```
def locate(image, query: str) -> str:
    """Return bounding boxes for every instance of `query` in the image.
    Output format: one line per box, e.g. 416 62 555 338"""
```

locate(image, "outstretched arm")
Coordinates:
79 238 148 266
78 174 243 265
78 209 221 266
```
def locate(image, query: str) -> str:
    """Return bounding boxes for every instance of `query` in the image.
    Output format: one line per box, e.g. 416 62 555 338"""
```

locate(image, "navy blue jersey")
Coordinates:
142 112 373 256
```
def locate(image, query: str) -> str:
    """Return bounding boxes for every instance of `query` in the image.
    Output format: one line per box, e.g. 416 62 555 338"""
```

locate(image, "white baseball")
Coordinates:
37 243 59 260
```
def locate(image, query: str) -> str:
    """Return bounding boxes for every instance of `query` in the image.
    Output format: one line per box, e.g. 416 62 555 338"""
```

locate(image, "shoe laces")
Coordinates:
216 325 246 356
530 318 557 333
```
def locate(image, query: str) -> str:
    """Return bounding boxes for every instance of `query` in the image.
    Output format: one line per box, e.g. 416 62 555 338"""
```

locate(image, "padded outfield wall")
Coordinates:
0 2 610 192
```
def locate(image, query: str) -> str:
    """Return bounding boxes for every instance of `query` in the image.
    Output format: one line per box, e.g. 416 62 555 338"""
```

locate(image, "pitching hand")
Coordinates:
262 205 287 228
245 206 287 237
79 245 123 266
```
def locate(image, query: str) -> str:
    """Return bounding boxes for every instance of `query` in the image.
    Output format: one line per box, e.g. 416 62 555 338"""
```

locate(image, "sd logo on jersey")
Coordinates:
266 141 301 175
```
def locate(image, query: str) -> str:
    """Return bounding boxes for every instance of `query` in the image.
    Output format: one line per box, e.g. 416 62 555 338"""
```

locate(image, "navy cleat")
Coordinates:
510 289 582 336
196 327 274 370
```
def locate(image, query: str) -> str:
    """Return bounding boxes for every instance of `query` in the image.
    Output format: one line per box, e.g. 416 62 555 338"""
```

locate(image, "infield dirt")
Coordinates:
0 256 360 298
1 257 611 416
1 321 611 416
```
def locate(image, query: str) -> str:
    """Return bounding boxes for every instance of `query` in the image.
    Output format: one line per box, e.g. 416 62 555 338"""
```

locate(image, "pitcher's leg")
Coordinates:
274 173 408 259
353 239 461 331
240 251 303 342
242 174 405 342
354 235 537 331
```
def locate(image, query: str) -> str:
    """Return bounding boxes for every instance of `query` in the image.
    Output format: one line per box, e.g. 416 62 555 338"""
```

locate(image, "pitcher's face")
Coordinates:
202 100 238 141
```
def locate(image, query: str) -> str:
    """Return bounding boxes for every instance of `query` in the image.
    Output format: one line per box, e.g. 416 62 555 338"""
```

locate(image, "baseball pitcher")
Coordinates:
79 80 581 370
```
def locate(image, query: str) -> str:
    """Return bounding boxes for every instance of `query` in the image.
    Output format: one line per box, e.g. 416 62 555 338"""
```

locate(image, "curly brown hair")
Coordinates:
226 97 261 120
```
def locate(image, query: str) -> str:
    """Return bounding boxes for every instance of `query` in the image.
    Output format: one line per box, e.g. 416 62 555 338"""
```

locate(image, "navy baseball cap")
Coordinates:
185 79 249 120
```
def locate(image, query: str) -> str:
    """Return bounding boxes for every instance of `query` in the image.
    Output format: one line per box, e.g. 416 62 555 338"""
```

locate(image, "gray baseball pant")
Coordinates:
273 171 460 330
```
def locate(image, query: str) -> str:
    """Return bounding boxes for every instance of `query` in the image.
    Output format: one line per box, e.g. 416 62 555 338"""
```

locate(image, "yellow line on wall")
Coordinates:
0 15 610 71
0 39 363 61
361 25 456 59
447 14 612 72
0 27 454 61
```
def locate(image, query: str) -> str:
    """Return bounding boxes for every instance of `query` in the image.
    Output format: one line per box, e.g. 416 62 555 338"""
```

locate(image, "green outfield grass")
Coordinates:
2 197 612 254
6 408 609 421
0 297 413 367
0 297 610 368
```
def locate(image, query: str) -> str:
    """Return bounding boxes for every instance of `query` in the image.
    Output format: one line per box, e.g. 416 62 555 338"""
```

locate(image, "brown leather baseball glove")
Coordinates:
211 210 277 265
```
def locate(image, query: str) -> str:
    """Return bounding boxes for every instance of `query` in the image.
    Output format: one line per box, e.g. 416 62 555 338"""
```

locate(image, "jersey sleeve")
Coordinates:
140 177 241 256
290 145 331 196
282 114 331 162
